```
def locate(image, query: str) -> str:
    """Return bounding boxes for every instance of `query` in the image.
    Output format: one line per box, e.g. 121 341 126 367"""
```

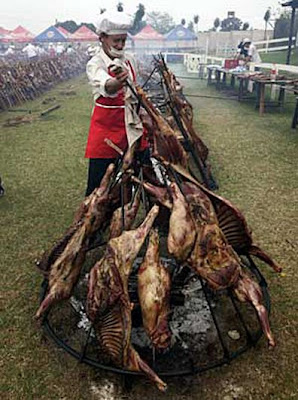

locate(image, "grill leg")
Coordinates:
291 97 298 129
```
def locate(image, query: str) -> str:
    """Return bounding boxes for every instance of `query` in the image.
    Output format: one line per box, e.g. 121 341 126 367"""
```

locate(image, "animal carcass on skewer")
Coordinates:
37 164 115 276
188 223 241 290
131 177 196 262
233 270 275 347
138 229 171 350
182 180 282 274
87 205 167 391
109 189 141 239
167 182 196 262
35 165 115 319
133 174 277 347
135 85 188 169
159 63 209 162
185 181 241 289
183 182 276 347
163 161 282 273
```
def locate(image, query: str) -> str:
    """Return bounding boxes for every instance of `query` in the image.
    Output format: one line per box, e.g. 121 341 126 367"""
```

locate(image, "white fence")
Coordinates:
255 36 296 53
210 36 296 58
163 51 298 76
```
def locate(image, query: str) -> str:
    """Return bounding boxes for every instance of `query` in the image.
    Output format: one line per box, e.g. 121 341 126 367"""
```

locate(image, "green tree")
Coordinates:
264 8 271 39
274 10 298 39
193 15 199 36
181 18 186 26
220 16 243 31
243 22 250 31
117 2 124 12
188 21 194 32
213 17 220 31
79 23 96 33
55 20 78 33
130 3 146 34
147 11 176 34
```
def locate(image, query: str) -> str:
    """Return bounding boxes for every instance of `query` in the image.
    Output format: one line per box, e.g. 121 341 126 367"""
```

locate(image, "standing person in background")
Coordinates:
56 42 65 56
236 39 248 59
22 43 38 61
48 43 56 58
84 10 148 196
37 45 47 57
66 45 74 54
242 38 262 64
4 44 15 57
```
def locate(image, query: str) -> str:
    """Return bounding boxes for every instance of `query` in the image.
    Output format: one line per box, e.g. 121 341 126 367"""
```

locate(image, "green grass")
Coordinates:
0 68 298 399
261 49 298 66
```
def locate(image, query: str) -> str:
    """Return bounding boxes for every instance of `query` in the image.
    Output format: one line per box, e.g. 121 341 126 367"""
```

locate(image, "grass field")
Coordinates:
0 67 297 400
261 49 298 66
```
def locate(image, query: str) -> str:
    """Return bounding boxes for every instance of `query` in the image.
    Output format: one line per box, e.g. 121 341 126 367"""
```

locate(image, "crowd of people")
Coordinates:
0 42 81 61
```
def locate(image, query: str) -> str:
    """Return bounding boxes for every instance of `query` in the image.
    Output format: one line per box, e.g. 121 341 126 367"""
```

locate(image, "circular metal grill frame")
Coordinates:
39 254 271 378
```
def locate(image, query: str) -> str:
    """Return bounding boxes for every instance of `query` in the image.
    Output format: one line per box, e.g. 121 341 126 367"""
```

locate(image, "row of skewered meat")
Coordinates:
0 53 88 111
36 70 281 391
141 54 216 189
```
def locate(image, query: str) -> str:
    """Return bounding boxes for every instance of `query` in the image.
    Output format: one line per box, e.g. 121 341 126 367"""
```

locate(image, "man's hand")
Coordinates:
105 66 129 95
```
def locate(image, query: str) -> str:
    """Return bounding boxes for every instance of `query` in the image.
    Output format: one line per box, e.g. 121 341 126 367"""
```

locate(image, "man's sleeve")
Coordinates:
86 58 117 98
247 45 254 57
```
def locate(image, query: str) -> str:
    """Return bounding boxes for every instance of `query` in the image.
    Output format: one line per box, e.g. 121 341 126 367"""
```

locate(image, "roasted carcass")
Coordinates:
109 189 141 239
35 164 115 319
167 182 196 262
233 270 275 347
131 177 196 262
132 171 278 347
87 205 167 391
138 229 171 350
183 181 277 346
158 62 209 162
136 85 188 169
164 161 282 273
186 183 241 290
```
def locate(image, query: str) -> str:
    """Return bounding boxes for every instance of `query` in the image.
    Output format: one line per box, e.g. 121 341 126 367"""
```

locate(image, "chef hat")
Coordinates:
96 11 132 35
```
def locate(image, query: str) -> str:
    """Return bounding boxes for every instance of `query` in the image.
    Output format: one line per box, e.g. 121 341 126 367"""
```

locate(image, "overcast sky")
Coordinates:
1 0 281 34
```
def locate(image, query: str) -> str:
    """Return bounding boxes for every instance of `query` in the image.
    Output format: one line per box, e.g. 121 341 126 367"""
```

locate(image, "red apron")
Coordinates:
85 60 148 159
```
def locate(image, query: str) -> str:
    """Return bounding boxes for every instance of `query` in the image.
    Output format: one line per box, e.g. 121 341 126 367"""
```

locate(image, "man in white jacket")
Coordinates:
84 10 148 196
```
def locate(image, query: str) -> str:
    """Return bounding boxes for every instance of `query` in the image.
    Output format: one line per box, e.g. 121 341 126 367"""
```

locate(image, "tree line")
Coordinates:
55 3 297 38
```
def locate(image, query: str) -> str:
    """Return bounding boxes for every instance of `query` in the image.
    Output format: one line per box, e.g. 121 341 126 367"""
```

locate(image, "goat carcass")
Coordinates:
109 189 141 239
135 85 188 169
184 181 276 347
87 205 167 391
233 270 275 347
35 164 115 319
138 229 171 350
167 182 196 262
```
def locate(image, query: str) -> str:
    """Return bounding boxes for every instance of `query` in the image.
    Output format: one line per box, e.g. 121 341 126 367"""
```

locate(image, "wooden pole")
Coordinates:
286 7 296 65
